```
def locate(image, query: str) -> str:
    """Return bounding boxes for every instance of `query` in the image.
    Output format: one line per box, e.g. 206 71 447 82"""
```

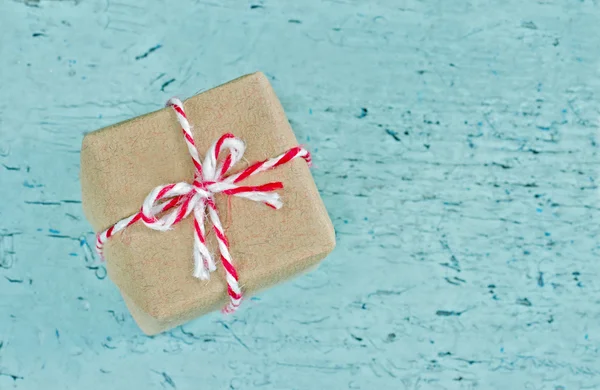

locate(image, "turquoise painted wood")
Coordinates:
0 1 598 389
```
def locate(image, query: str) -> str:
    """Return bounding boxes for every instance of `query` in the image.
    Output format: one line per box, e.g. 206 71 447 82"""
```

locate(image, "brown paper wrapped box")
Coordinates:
80 72 335 335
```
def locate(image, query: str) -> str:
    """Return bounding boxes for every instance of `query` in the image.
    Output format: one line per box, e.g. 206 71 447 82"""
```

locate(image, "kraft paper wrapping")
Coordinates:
80 72 335 334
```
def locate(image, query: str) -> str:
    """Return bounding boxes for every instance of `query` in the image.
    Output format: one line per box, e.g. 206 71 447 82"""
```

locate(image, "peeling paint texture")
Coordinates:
0 1 599 389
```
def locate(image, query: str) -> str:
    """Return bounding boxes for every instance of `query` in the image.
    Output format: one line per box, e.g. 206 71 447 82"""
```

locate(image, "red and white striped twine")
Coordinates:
96 98 311 313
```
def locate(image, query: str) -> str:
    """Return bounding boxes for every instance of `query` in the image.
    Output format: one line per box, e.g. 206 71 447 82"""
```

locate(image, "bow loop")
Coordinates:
203 133 245 181
140 182 195 232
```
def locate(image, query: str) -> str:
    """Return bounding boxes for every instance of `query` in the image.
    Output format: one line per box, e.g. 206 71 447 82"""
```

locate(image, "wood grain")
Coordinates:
0 0 598 389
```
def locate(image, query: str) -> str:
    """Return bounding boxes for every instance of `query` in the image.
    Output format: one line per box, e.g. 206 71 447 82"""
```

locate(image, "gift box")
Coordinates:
80 72 335 334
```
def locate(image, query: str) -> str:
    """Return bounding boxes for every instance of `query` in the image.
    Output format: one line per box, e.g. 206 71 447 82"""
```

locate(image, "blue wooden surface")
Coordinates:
1 1 599 389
